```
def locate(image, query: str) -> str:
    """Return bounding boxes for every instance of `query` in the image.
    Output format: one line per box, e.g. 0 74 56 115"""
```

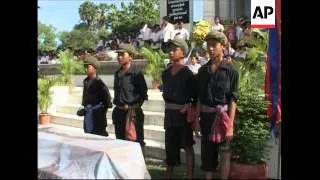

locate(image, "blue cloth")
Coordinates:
84 104 103 133
267 16 281 140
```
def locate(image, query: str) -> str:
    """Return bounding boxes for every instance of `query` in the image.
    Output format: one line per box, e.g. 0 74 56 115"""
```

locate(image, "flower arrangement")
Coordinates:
191 20 212 44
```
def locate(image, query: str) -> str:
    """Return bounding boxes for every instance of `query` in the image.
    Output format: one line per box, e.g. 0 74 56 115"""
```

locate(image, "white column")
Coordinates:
203 0 216 21
159 0 167 24
243 0 251 18
230 0 236 22
219 0 230 20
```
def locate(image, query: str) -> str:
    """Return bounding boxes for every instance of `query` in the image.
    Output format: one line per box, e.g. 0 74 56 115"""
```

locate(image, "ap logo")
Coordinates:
251 0 275 28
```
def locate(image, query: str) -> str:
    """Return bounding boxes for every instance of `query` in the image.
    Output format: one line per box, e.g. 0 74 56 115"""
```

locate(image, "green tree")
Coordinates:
108 0 159 35
79 1 115 31
57 31 70 50
73 22 90 30
79 1 99 31
97 28 111 40
233 29 269 93
64 27 98 51
38 21 57 52
97 3 116 29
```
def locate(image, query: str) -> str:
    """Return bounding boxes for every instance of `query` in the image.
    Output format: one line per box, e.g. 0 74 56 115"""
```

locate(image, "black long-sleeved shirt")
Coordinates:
82 76 112 109
197 60 239 107
162 66 198 106
113 66 148 106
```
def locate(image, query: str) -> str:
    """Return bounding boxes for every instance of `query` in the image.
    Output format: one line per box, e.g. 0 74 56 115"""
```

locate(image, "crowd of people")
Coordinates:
38 51 60 65
38 16 252 66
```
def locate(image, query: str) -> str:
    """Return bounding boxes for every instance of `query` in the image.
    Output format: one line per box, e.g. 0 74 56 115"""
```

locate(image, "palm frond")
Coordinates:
140 47 166 82
57 50 84 85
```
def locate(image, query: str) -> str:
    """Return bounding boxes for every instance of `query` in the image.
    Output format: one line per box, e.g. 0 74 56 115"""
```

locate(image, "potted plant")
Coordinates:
140 47 168 89
229 29 272 179
229 88 272 179
38 77 56 125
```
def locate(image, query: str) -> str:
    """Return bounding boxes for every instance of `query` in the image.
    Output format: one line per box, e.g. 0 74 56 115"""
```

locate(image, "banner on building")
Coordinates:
167 0 190 24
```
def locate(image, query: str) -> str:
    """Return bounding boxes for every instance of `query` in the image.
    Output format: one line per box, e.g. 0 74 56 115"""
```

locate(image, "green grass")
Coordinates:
146 157 205 179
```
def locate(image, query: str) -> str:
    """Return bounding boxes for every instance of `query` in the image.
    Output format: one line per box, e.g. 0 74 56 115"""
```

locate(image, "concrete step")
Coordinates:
67 88 164 112
56 104 164 127
69 88 163 100
39 123 202 166
70 75 154 89
67 96 165 113
51 112 166 143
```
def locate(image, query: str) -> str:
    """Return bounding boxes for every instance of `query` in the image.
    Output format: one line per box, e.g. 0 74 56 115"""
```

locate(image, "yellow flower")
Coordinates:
192 20 212 43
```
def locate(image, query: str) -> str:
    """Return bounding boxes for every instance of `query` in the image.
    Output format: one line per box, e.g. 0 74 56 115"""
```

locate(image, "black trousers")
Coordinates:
200 112 229 171
164 109 195 166
165 126 195 166
112 107 145 147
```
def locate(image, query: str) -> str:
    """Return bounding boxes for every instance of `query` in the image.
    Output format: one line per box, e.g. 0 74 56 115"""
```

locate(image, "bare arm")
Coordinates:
228 101 237 123
226 68 239 139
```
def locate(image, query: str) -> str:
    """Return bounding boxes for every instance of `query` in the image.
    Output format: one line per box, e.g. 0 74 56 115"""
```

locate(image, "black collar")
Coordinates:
116 65 135 75
204 59 231 70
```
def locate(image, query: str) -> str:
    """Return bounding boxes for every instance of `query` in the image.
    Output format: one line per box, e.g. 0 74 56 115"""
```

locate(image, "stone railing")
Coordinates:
39 60 148 75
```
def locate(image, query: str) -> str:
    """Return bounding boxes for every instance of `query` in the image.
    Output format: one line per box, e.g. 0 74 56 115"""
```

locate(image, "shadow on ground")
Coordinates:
146 157 205 179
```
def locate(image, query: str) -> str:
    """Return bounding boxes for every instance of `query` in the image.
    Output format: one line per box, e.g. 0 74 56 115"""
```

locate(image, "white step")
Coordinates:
55 104 164 127
51 112 166 143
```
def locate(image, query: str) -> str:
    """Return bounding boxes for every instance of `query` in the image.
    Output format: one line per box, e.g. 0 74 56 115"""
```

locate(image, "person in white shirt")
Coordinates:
199 51 210 66
161 16 175 53
138 29 144 47
224 42 235 56
187 56 201 75
236 21 244 46
150 24 162 51
141 24 152 46
174 22 190 42
212 16 224 32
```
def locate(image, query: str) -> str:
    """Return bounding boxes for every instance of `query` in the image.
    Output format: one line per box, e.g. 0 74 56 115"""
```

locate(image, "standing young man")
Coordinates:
162 37 197 179
212 16 225 33
150 24 162 51
197 31 239 179
161 16 175 53
112 44 148 148
174 21 190 42
79 56 112 136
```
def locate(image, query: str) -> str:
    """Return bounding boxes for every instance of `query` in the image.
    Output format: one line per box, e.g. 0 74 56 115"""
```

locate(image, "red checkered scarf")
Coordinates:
209 105 233 143
186 105 198 129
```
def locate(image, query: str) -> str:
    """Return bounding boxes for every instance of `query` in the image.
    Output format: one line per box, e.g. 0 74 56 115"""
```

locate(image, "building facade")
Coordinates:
203 0 251 23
